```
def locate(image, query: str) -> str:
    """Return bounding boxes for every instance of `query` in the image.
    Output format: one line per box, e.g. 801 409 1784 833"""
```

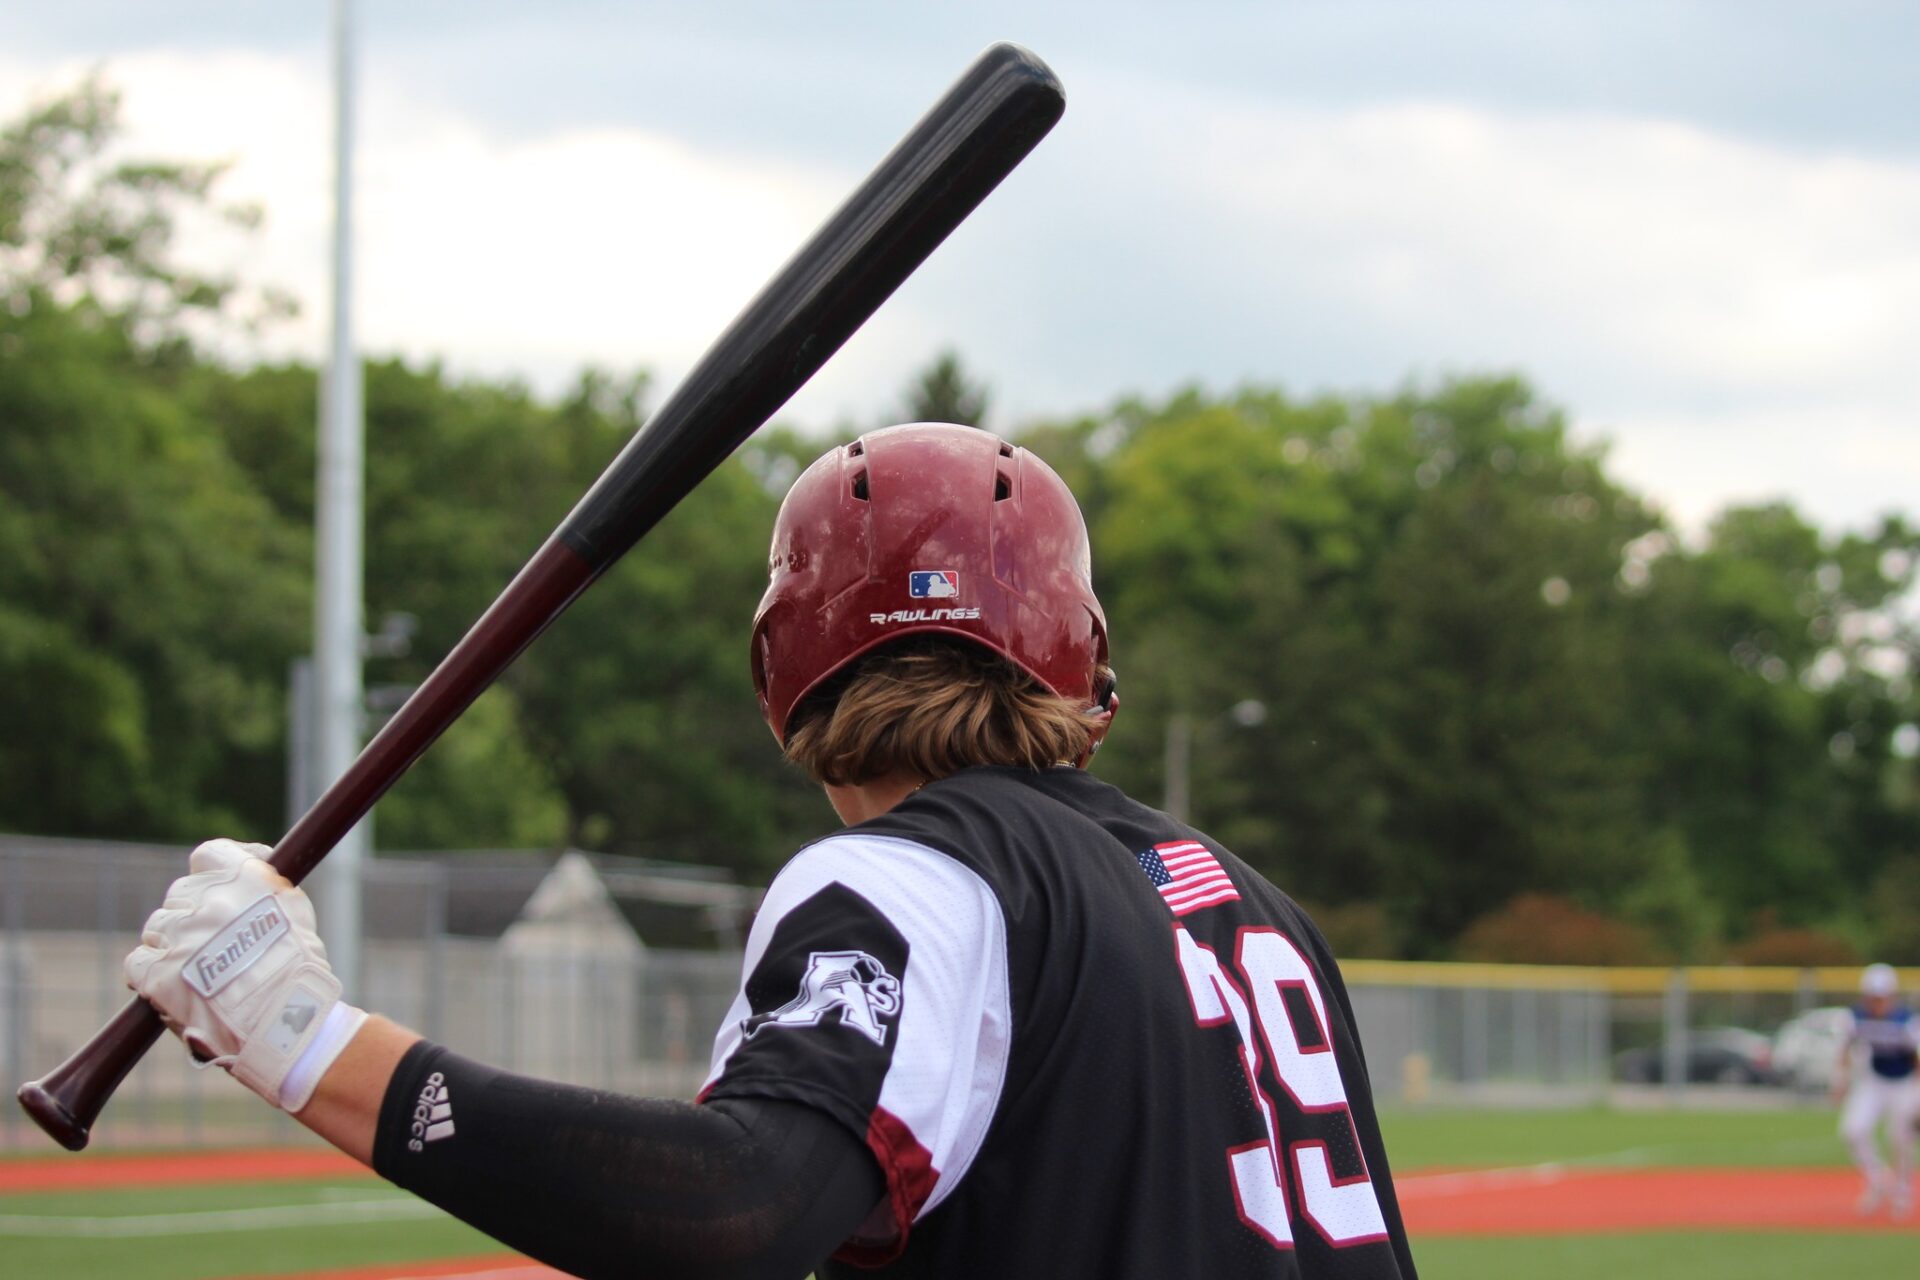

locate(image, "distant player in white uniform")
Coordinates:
1834 963 1919 1217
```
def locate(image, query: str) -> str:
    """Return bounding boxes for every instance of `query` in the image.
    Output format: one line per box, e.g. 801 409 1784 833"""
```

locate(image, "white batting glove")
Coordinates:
125 839 367 1112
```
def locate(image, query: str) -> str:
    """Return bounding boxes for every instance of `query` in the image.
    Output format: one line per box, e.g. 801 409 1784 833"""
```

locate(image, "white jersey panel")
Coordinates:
703 833 1012 1218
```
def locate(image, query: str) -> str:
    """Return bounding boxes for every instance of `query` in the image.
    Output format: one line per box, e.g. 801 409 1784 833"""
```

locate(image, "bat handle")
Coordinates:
16 995 170 1151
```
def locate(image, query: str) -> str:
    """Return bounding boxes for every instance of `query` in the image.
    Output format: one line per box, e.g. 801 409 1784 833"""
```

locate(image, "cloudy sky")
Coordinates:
4 2 1916 533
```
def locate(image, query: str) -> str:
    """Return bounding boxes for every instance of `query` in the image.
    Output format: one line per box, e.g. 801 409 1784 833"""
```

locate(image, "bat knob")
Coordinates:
16 1081 91 1151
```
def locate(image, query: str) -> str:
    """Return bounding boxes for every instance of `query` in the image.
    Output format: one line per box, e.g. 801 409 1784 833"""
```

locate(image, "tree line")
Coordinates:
6 81 1918 963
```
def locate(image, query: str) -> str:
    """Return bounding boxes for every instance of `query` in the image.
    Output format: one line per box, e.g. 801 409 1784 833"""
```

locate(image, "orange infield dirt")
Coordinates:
223 1260 565 1280
0 1146 367 1193
1398 1165 1920 1236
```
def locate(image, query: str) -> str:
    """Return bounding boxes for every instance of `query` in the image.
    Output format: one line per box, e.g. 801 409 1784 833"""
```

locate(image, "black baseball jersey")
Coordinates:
702 765 1417 1278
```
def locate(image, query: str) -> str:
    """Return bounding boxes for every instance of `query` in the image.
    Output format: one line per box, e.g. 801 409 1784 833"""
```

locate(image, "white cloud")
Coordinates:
352 117 849 388
1096 82 1920 529
1 51 331 344
1174 95 1920 398
1 49 895 403
1600 401 1920 537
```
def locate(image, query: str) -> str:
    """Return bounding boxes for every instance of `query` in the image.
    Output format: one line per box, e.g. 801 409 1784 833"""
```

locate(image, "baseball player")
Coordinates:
1835 963 1919 1217
126 424 1417 1278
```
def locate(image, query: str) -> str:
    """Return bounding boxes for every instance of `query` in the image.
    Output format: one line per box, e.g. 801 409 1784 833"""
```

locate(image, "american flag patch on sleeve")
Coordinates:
1135 840 1240 916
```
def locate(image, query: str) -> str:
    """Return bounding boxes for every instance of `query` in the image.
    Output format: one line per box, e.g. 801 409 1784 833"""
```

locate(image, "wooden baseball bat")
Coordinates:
18 41 1065 1151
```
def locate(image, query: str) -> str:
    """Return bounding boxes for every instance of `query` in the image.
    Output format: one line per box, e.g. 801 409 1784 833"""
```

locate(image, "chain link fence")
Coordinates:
1 837 746 1151
1342 959 1874 1106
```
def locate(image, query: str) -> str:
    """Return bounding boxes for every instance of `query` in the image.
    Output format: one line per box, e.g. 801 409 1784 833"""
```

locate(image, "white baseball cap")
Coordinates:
1861 963 1899 997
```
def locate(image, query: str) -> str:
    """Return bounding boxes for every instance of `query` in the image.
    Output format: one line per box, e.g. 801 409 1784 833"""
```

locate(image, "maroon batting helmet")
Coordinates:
751 423 1110 745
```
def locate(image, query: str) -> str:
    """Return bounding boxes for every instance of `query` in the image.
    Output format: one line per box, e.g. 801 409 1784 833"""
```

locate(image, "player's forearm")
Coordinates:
365 1041 883 1280
295 1015 422 1165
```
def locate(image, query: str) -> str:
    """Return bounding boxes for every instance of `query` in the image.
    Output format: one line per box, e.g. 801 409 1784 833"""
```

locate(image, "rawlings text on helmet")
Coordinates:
870 606 982 625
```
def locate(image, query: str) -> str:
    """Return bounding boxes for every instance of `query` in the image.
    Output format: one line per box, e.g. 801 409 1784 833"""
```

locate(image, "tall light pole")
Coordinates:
311 0 366 1001
1163 711 1193 827
1163 699 1267 825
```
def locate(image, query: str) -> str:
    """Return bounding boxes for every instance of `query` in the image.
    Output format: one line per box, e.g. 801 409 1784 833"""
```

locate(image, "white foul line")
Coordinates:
0 1194 444 1237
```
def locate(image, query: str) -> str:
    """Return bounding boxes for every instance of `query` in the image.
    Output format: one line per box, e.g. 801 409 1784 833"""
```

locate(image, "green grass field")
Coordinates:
1411 1232 1919 1280
0 1106 1898 1279
0 1178 499 1280
1375 1103 1848 1171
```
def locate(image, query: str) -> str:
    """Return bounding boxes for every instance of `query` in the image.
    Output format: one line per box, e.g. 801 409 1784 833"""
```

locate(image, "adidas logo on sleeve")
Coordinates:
407 1071 455 1152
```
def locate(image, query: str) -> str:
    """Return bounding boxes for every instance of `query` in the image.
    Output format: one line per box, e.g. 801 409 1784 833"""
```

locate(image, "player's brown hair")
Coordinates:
783 636 1111 787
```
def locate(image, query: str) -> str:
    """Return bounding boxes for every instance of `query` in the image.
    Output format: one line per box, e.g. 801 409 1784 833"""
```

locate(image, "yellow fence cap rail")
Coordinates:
1339 959 1917 996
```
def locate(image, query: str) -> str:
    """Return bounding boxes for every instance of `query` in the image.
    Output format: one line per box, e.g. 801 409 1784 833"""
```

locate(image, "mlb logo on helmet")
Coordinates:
909 570 959 599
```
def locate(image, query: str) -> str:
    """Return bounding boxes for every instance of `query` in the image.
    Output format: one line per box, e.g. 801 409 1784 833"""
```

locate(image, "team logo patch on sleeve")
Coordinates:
743 950 903 1046
1137 841 1241 916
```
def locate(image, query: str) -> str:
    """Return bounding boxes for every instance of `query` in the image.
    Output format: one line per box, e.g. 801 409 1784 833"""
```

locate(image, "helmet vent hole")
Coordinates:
997 441 1014 457
994 471 1012 502
847 440 864 457
851 469 869 501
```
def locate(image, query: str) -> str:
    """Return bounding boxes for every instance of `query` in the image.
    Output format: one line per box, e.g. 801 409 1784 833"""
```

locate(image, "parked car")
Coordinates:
1771 1006 1853 1092
1614 1026 1779 1085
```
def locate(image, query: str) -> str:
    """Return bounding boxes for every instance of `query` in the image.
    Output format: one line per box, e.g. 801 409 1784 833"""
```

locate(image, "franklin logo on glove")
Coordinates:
184 897 290 997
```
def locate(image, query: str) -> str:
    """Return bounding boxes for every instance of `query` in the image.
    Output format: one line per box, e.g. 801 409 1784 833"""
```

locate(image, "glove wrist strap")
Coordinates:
225 961 351 1110
280 1002 369 1112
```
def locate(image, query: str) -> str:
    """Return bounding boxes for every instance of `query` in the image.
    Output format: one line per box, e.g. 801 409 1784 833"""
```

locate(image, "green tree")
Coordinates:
1618 828 1722 961
1362 381 1659 950
373 688 568 850
1870 856 1920 962
1065 376 1665 954
1 75 292 336
0 78 310 838
899 349 990 427
1621 505 1920 926
1087 387 1388 906
0 290 307 837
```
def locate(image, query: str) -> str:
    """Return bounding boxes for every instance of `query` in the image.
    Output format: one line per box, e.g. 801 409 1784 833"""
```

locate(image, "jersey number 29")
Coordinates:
1174 926 1389 1249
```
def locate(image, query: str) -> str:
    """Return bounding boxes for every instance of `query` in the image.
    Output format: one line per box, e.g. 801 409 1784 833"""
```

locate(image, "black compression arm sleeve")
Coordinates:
372 1041 885 1280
